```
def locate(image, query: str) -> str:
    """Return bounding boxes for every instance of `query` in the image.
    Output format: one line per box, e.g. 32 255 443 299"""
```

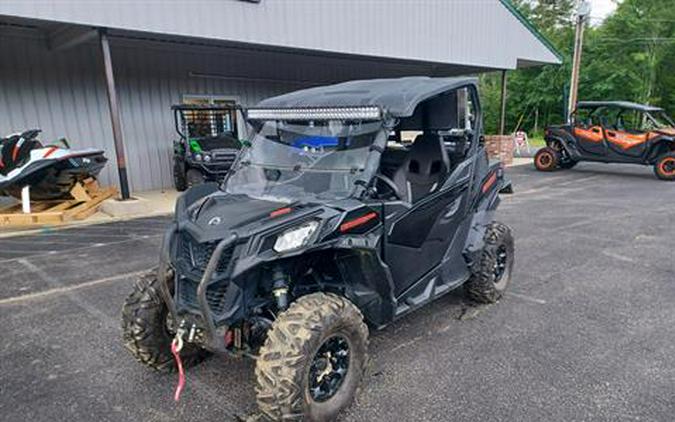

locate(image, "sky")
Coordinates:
589 0 618 23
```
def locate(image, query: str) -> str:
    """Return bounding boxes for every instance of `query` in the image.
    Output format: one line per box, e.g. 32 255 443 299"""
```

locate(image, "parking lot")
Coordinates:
1 162 674 422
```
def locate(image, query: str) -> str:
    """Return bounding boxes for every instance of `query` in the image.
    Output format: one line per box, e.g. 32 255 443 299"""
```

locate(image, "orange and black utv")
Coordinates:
535 101 675 180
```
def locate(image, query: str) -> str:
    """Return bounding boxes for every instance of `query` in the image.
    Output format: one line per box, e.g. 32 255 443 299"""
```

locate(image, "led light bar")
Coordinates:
246 106 382 121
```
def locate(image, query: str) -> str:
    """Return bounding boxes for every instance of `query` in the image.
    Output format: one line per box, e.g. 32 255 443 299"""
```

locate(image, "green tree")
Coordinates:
583 0 675 107
481 0 675 136
482 0 575 134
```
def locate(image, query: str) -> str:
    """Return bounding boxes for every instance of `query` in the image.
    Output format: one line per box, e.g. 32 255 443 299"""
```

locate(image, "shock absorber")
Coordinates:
272 268 289 311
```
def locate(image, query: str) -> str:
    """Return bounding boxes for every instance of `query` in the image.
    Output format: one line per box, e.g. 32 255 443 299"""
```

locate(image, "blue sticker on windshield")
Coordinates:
292 136 339 149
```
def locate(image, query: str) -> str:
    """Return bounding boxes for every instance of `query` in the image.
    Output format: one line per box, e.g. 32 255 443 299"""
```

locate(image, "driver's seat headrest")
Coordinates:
393 133 450 203
406 133 449 177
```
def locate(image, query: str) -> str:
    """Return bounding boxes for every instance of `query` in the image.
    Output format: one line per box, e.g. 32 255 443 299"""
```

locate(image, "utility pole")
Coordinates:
567 0 591 122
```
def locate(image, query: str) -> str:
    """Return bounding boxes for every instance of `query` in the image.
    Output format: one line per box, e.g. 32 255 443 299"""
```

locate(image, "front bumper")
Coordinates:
158 226 239 351
186 149 238 176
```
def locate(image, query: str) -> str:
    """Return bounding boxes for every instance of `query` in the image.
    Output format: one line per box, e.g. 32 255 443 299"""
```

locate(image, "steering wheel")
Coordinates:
373 173 403 200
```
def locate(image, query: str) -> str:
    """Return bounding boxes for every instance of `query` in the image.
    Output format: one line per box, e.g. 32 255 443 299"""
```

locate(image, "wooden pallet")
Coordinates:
0 179 117 227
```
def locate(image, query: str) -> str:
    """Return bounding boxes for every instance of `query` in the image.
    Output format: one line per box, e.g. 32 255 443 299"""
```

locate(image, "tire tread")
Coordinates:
121 270 208 372
255 293 368 421
465 222 514 304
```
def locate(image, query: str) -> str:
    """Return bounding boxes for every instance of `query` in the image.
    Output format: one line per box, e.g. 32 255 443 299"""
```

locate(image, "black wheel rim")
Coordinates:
308 335 350 402
493 245 508 282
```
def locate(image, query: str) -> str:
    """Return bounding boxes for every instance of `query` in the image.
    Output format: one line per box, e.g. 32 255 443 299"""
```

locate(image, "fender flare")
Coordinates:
174 182 220 217
646 139 675 163
462 209 496 268
545 134 579 159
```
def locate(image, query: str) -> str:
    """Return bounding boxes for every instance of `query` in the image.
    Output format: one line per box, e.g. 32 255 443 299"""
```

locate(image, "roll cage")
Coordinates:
572 103 673 133
172 104 241 141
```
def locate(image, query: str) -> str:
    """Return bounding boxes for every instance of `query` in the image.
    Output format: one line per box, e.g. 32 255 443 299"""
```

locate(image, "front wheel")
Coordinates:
465 222 515 303
121 270 209 371
534 147 560 172
255 293 369 421
173 158 188 191
654 152 675 181
186 168 206 188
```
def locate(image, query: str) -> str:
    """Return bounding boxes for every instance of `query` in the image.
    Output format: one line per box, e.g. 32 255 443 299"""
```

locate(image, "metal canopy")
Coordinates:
256 77 478 118
577 101 664 112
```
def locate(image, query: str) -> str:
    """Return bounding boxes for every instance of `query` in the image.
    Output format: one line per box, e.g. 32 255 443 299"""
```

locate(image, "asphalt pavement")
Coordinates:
0 161 674 422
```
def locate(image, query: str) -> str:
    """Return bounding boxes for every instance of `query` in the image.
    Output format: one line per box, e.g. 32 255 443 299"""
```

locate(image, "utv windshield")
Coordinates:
224 120 385 202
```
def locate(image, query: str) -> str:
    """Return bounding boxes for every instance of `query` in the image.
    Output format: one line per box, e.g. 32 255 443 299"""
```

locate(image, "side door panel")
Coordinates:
573 126 606 155
385 185 468 297
605 130 648 160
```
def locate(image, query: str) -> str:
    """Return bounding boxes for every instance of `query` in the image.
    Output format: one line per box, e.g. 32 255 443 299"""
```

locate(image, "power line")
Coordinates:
596 37 675 44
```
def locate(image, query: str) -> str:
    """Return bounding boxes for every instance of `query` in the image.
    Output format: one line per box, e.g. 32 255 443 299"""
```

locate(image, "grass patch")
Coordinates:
528 136 545 148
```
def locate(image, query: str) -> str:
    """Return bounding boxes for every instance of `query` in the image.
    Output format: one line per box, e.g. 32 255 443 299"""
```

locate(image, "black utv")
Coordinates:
122 77 515 421
172 104 242 190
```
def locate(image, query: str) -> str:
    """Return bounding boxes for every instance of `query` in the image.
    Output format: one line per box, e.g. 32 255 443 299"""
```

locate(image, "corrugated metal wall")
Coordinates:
0 25 487 192
0 29 308 191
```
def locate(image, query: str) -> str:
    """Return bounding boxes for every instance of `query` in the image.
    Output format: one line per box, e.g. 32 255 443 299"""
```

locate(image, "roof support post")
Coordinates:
499 70 508 135
99 28 130 200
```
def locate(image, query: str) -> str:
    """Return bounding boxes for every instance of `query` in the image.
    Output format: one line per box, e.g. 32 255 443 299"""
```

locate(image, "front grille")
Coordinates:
174 233 237 314
212 151 237 162
179 234 234 274
178 277 230 314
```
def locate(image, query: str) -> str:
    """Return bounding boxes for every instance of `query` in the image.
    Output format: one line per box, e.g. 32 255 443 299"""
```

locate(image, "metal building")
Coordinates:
0 0 560 194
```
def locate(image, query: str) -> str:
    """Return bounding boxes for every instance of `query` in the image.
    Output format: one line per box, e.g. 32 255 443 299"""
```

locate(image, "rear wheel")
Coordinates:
121 270 209 371
534 147 560 172
654 152 675 181
255 293 368 421
465 222 514 304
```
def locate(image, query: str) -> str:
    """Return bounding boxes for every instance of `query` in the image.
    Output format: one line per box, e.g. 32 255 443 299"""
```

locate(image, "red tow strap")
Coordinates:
171 341 186 402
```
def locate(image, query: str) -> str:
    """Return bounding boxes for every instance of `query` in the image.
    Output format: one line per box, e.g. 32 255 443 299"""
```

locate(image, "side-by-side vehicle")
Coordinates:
536 101 675 180
122 77 515 421
172 104 242 190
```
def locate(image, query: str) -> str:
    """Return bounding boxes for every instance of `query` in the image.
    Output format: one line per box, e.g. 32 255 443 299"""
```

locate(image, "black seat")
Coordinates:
393 133 450 203
0 131 42 175
0 135 21 176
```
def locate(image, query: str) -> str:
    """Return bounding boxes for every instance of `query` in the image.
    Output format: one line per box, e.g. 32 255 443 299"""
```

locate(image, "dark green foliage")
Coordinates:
482 0 675 135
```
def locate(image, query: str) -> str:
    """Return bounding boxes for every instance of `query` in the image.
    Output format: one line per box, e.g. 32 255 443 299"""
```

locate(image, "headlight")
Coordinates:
194 153 203 161
273 221 319 253
203 154 212 162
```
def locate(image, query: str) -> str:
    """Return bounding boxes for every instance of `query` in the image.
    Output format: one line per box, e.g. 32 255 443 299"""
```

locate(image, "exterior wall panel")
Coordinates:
0 30 308 191
3 28 452 191
0 0 560 192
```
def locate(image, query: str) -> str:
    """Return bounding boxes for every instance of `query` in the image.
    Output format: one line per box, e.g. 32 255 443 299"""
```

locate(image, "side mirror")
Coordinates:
478 135 486 146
